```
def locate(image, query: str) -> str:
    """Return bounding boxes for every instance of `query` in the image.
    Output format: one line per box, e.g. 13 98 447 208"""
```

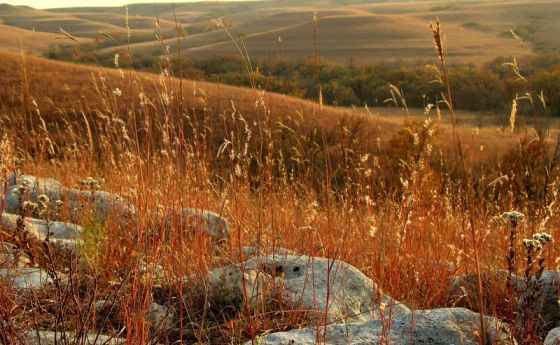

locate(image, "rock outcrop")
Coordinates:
154 208 230 241
545 327 560 345
0 267 52 290
26 330 125 345
449 269 560 331
5 174 136 224
247 308 515 345
245 254 410 322
0 242 30 267
1 212 83 248
208 264 271 311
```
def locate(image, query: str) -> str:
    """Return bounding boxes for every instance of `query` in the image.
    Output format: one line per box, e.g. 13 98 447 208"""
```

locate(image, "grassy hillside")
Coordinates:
0 49 524 156
2 0 559 63
0 23 94 54
1 10 560 344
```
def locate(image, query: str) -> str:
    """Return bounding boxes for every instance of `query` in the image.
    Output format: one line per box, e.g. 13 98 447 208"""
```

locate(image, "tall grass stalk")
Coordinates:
430 19 486 345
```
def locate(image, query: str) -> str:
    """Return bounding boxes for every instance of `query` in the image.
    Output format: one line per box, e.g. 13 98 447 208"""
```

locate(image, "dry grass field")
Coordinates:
1 2 560 345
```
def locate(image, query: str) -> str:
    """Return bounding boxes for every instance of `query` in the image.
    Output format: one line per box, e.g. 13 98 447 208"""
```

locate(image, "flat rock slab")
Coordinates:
248 308 515 345
4 174 64 214
5 174 136 224
153 208 230 241
518 270 560 331
26 330 125 345
0 268 52 290
450 270 560 331
1 212 83 248
245 255 410 322
238 246 294 259
208 264 271 311
545 327 560 345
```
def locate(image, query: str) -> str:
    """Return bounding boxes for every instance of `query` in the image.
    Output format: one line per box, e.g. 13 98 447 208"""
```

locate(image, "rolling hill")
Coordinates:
1 0 559 64
0 49 523 161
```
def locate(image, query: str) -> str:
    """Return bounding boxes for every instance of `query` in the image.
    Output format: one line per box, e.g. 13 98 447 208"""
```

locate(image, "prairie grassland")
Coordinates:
4 0 560 64
0 16 559 345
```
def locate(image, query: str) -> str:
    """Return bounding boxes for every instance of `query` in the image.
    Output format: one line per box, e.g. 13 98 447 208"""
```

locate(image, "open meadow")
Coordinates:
1 1 560 345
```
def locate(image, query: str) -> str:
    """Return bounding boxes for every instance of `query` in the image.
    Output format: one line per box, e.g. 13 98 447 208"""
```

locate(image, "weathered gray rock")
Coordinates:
65 189 136 224
0 242 30 268
147 302 175 329
184 208 229 241
26 330 125 344
1 212 83 248
4 174 136 224
517 271 560 331
449 269 527 304
450 270 560 332
154 208 230 241
209 264 271 311
239 246 294 259
0 268 52 290
4 174 64 214
247 308 515 345
245 255 410 322
545 327 560 345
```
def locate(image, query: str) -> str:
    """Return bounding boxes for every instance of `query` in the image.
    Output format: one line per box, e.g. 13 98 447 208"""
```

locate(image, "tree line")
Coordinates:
44 44 560 116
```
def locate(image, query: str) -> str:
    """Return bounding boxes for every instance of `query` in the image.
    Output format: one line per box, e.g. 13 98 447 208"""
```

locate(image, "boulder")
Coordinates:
449 269 527 305
247 308 515 345
208 264 271 311
545 327 560 345
26 330 125 344
154 208 230 241
0 268 52 290
450 270 560 332
0 242 31 268
4 174 136 224
244 255 410 322
147 302 175 329
517 270 560 331
65 189 136 224
4 174 64 214
1 212 83 248
238 246 294 259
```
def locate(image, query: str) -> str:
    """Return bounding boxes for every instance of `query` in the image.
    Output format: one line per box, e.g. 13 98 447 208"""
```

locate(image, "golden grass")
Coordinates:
0 13 559 343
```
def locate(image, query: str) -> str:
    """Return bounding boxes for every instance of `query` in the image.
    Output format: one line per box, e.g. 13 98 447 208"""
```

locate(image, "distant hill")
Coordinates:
1 1 558 64
0 49 521 161
0 49 384 134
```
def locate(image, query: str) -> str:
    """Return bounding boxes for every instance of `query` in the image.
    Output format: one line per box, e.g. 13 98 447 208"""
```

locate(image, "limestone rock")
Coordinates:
65 189 136 224
147 302 175 329
1 212 83 248
248 308 515 345
245 255 410 322
4 174 64 214
0 268 52 290
209 264 271 311
0 242 30 267
450 270 560 332
517 270 560 331
154 208 230 241
239 246 294 259
545 327 560 345
26 330 125 344
449 269 527 305
4 174 136 224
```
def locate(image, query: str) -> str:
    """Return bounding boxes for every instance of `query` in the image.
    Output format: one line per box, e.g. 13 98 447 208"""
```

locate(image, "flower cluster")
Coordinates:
502 210 525 226
79 177 105 190
522 232 554 252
